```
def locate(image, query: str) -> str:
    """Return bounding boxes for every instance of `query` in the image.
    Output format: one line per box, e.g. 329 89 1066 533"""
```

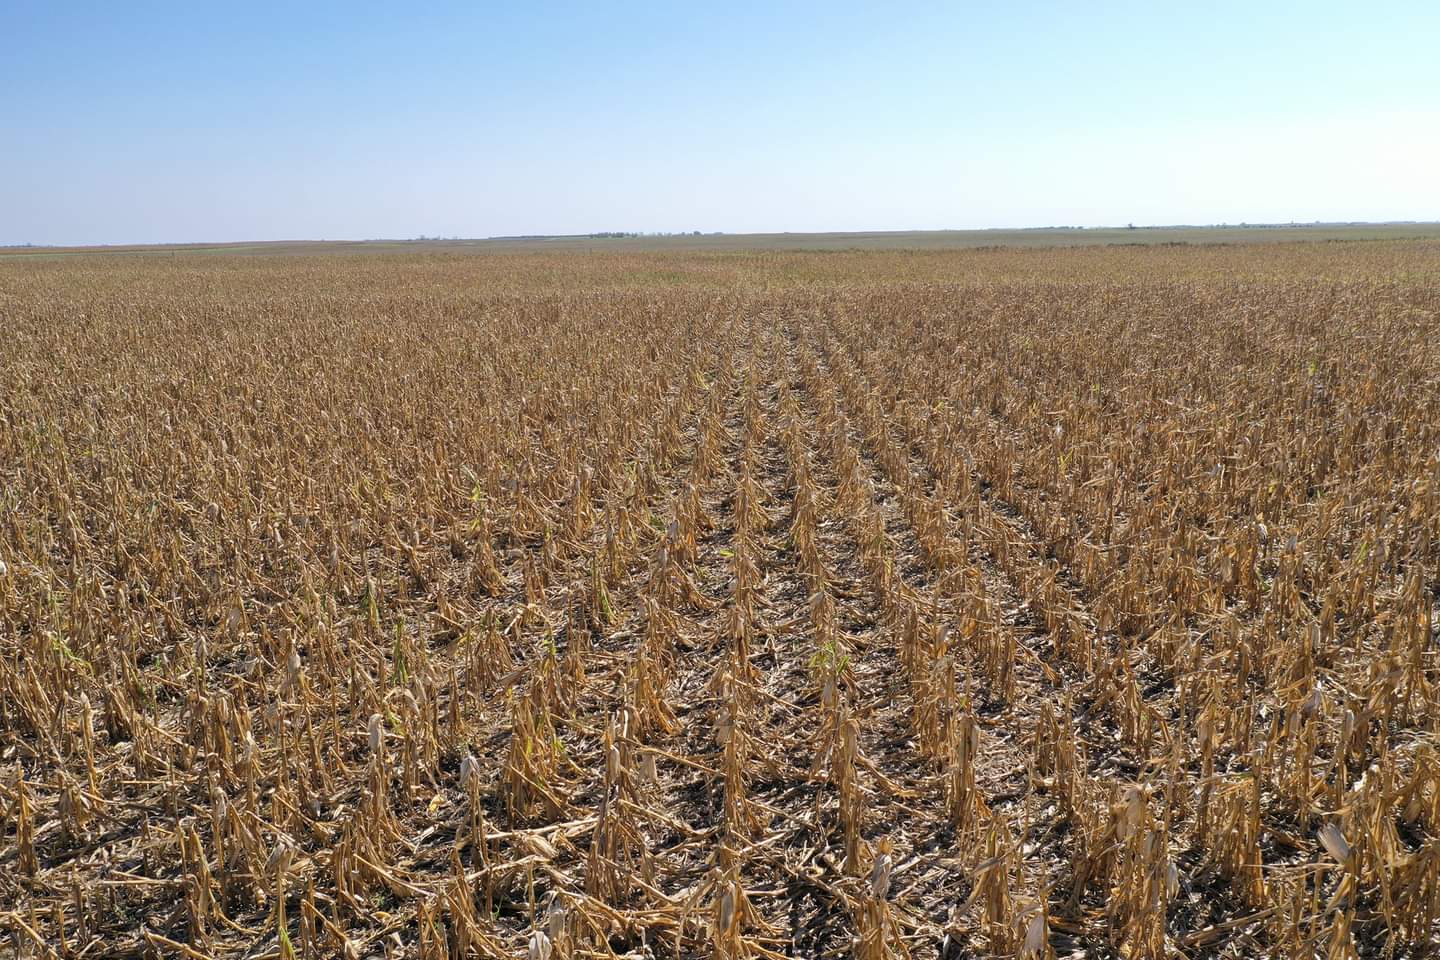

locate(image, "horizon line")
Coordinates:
6 219 1440 251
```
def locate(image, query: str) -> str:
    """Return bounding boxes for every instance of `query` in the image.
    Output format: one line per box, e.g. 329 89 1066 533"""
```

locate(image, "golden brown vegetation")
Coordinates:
1 240 1439 958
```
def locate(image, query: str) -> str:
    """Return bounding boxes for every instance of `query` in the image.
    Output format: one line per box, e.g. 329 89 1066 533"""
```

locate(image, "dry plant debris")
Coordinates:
1 241 1439 958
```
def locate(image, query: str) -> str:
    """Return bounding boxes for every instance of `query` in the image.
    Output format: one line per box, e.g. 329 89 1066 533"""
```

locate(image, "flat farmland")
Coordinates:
7 222 1440 259
2 239 1439 958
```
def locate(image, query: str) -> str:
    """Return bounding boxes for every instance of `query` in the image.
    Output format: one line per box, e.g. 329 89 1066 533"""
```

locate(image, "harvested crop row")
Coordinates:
1 242 1438 958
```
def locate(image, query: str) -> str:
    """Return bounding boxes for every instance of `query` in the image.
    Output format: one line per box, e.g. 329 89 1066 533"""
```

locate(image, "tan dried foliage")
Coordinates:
1 240 1438 957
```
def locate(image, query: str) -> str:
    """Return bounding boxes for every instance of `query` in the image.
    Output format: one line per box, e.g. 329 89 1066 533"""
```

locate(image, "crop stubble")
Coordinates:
1 241 1439 958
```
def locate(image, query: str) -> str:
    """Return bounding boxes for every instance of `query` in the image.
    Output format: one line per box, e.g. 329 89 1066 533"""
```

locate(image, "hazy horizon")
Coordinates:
5 2 1439 246
10 220 1440 251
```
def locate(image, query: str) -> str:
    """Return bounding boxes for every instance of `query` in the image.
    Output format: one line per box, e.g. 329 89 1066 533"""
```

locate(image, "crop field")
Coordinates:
2 239 1440 959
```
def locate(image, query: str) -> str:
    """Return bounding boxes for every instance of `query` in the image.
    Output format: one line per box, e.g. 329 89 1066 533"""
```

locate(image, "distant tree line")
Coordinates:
587 231 716 238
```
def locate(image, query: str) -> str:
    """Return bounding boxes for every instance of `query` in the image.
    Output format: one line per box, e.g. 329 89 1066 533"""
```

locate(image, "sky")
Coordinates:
3 1 1438 245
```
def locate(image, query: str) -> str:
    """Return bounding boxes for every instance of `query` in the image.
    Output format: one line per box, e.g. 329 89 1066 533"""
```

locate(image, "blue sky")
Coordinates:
3 1 1438 244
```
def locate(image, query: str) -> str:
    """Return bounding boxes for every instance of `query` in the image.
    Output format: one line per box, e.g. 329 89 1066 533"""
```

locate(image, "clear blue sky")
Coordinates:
3 1 1438 244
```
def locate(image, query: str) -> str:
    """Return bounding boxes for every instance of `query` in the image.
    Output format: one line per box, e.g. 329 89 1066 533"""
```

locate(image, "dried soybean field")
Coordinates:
2 240 1440 959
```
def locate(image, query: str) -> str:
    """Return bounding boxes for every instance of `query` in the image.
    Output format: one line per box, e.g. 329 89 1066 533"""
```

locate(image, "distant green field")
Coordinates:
5 222 1440 258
